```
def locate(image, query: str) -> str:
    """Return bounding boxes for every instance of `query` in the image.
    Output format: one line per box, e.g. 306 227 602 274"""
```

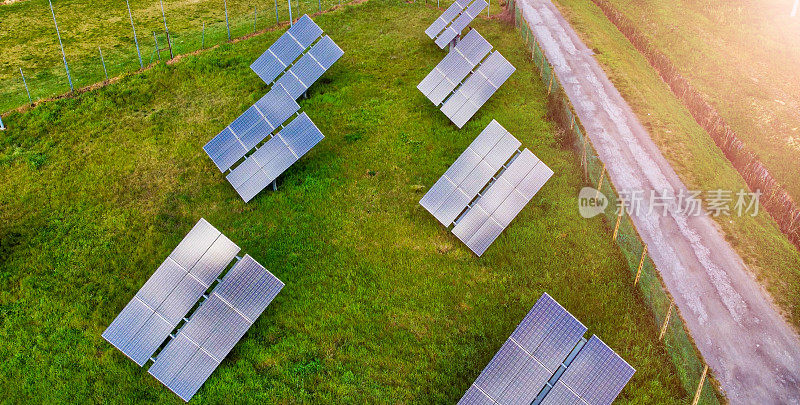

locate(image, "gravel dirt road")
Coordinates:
517 0 800 402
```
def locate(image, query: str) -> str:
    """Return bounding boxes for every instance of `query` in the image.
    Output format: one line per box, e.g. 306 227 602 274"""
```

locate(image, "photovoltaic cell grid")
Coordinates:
417 29 515 128
424 0 489 49
149 255 284 401
250 15 323 85
102 219 240 366
457 294 635 405
418 29 493 106
274 35 344 99
225 112 324 202
419 120 551 256
556 336 636 405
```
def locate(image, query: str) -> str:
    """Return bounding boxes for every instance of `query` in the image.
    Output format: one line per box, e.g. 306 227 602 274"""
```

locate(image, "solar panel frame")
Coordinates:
308 35 344 70
434 0 488 49
439 51 515 128
150 254 284 402
425 0 465 40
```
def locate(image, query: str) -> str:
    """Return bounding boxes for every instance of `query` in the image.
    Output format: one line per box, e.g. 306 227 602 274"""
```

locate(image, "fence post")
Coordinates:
288 0 294 25
0 115 4 130
659 302 674 340
275 0 279 24
254 6 258 33
224 0 231 41
154 32 161 60
487 0 490 17
595 164 606 197
20 68 32 105
48 0 73 92
612 211 622 241
126 0 143 69
318 0 321 12
159 0 173 58
202 22 206 49
547 73 554 94
692 365 709 405
634 245 647 286
99 47 108 80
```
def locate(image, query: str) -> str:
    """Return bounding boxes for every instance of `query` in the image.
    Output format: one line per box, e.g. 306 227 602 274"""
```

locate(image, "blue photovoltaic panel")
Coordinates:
434 0 488 49
467 338 552 405
457 385 496 405
557 336 635 405
539 382 584 405
418 30 492 105
419 120 518 228
441 51 515 128
204 86 298 173
250 14 323 84
276 35 344 99
102 219 239 366
425 0 466 40
150 255 283 402
309 35 345 70
226 113 324 202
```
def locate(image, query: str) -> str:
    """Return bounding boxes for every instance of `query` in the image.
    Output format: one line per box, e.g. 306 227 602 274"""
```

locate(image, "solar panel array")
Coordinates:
102 219 284 402
419 120 552 256
418 29 515 128
204 14 343 202
149 255 284 401
457 293 636 405
425 0 489 49
102 219 240 366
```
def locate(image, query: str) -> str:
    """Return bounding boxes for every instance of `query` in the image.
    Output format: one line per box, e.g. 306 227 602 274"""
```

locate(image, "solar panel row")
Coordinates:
226 112 324 202
250 15 323 85
102 219 240 366
273 35 344 99
441 51 515 128
424 0 488 49
417 29 492 106
204 86 300 173
457 294 635 405
150 255 284 401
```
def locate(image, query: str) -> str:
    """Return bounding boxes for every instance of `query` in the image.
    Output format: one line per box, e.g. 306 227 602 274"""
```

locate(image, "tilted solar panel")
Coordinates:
204 86 299 172
557 335 636 405
250 14 323 84
275 35 344 99
419 120 519 227
539 381 584 405
102 219 240 366
150 255 284 401
226 112 324 202
424 0 467 40
434 0 489 49
458 385 496 405
441 51 515 128
418 30 492 106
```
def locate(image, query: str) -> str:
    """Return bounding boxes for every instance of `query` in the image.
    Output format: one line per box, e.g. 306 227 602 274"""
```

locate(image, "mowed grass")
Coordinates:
594 0 800 203
553 0 800 330
0 0 685 402
0 0 505 112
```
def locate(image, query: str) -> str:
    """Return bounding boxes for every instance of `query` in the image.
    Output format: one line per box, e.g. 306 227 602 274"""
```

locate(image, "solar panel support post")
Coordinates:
288 0 294 26
224 0 231 41
126 0 143 69
271 180 278 191
48 0 73 92
159 0 173 59
99 46 108 80
20 68 32 105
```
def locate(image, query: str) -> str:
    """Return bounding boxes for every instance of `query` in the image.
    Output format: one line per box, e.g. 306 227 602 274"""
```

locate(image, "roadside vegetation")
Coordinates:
553 0 800 330
0 0 685 402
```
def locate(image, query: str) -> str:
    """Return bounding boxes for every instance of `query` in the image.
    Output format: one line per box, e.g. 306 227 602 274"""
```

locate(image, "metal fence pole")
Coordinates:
202 22 206 49
99 47 108 80
126 0 143 69
487 0 490 17
0 115 5 130
154 32 161 60
288 0 293 25
318 0 321 12
224 0 231 41
254 6 258 33
275 0 279 24
20 68 32 105
48 0 73 92
159 0 173 58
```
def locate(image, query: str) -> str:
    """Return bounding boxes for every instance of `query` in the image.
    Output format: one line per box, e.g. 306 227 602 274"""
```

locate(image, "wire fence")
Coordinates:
511 1 724 403
0 0 349 114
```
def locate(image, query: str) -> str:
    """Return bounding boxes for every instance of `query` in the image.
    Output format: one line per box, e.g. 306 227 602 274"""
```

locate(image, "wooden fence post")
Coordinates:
692 365 709 405
612 211 623 241
595 164 606 197
659 302 674 340
634 245 647 286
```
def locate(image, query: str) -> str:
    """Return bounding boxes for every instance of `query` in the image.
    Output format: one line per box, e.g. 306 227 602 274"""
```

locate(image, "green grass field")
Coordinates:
0 0 504 113
552 0 800 331
0 0 687 402
589 0 800 205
